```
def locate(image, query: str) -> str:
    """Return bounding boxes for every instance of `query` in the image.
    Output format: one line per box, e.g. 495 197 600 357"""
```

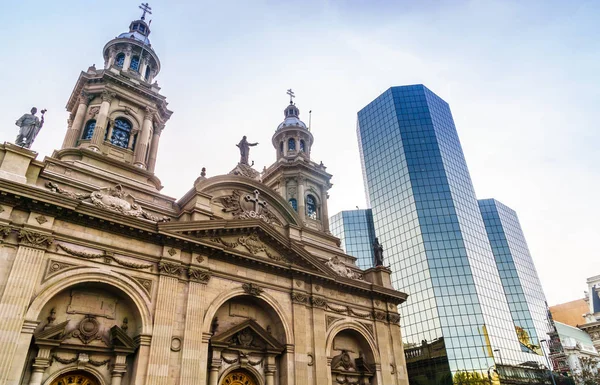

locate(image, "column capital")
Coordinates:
187 267 211 284
78 91 92 106
101 90 116 103
158 261 184 278
144 107 156 121
17 229 53 250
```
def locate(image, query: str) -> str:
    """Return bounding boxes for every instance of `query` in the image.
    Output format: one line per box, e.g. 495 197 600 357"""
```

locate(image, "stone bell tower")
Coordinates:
262 90 333 232
57 4 172 190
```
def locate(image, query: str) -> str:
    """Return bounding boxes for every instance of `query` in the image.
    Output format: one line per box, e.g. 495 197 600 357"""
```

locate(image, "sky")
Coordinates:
0 0 598 306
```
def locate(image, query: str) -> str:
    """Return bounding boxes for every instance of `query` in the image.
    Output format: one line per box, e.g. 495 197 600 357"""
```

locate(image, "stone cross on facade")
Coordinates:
139 2 152 20
287 89 295 104
245 190 266 212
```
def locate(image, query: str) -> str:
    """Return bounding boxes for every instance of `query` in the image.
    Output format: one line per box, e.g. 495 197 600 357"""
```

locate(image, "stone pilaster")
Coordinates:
90 90 115 150
110 354 128 385
389 320 410 385
292 299 309 384
311 302 328 385
297 176 306 223
130 335 152 385
373 316 391 385
0 229 52 385
62 92 91 148
134 108 154 168
179 269 210 385
145 264 180 385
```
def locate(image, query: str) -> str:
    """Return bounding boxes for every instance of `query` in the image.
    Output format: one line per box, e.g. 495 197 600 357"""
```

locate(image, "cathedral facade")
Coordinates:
0 10 409 385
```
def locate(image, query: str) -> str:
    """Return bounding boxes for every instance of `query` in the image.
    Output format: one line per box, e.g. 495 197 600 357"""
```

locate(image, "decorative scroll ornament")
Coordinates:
187 268 211 283
311 296 327 308
372 310 387 322
45 182 170 222
242 283 264 296
17 229 53 248
349 308 372 319
158 261 184 277
0 225 12 238
388 313 401 324
325 256 364 281
213 189 283 227
52 354 78 364
57 244 153 270
291 292 309 304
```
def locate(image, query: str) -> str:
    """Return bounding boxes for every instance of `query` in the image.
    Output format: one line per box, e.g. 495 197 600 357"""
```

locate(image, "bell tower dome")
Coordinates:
263 90 332 232
57 3 172 191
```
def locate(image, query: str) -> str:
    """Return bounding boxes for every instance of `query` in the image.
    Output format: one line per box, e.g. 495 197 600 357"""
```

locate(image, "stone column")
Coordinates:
90 90 115 151
106 47 116 68
179 269 210 385
140 56 150 81
145 263 181 385
122 45 133 71
111 354 128 385
134 108 154 168
320 184 330 232
297 176 306 223
373 313 392 385
130 335 152 385
147 125 163 173
0 230 53 385
265 354 277 385
207 348 222 385
27 346 53 385
62 92 91 149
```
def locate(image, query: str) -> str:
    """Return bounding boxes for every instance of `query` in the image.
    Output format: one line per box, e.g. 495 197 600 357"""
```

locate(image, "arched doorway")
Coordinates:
220 370 258 385
50 371 99 385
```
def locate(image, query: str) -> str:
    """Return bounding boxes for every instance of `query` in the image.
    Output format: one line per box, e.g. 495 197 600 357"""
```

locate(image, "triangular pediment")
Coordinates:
34 320 69 341
159 219 338 278
110 325 136 353
211 319 284 353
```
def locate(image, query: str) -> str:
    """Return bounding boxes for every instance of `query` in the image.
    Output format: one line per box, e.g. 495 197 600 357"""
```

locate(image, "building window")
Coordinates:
300 139 305 152
82 119 96 140
306 194 318 219
288 138 296 151
289 198 297 212
130 56 140 72
110 118 132 148
115 53 125 68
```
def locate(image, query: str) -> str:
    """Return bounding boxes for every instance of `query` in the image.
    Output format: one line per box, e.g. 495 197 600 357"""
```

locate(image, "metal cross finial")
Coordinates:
287 89 295 104
139 2 152 20
245 190 267 212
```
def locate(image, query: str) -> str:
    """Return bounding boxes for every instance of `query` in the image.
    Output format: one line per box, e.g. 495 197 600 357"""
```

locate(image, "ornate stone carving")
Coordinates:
57 244 153 270
88 357 110 366
196 255 204 264
35 215 48 225
52 354 78 365
311 296 327 308
327 303 349 314
87 106 100 118
187 268 211 283
144 106 155 120
45 182 170 222
0 225 12 239
17 229 53 249
349 308 372 319
291 292 309 304
71 315 106 345
242 283 264 296
132 276 153 296
158 261 184 277
227 329 266 349
167 247 177 256
211 233 285 262
307 353 314 366
46 259 77 279
101 90 116 103
170 337 182 352
213 189 283 227
359 321 374 338
331 350 356 371
388 313 400 324
222 355 238 365
372 310 387 322
326 315 343 330
325 256 364 281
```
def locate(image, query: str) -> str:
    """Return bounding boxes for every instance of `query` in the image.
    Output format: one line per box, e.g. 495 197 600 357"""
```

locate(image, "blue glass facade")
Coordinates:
357 85 548 384
330 209 377 269
479 199 550 357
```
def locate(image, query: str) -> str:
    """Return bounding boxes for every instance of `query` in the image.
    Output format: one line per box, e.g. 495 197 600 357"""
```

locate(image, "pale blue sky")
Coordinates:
1 0 598 305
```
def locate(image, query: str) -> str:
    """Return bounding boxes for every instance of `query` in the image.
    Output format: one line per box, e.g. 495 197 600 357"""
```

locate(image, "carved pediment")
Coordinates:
209 232 287 263
211 319 284 354
213 189 283 227
110 325 136 353
34 320 69 344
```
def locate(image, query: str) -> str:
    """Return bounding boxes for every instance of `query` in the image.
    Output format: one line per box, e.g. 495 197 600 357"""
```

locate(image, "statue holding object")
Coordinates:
236 135 258 165
373 237 384 267
15 107 46 149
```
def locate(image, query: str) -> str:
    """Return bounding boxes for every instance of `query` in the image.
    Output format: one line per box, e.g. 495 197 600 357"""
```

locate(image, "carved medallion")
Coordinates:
242 283 264 296
213 189 283 227
35 215 48 225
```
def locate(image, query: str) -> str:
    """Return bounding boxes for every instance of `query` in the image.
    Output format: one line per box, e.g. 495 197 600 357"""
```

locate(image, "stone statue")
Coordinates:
15 107 46 149
236 135 258 165
373 237 384 266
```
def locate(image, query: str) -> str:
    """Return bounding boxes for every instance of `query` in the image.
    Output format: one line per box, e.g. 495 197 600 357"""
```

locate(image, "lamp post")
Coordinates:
540 339 557 385
493 349 503 384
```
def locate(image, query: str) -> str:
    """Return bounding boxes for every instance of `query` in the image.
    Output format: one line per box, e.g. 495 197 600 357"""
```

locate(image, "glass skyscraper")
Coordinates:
357 85 549 385
330 209 377 269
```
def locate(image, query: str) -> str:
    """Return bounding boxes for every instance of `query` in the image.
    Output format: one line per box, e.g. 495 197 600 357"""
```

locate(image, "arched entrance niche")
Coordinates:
44 369 105 385
207 294 287 385
24 278 144 385
326 324 381 385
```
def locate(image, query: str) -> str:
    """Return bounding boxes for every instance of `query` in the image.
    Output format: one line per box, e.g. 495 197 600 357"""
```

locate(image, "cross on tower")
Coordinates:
139 2 152 20
245 190 267 212
287 89 295 104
